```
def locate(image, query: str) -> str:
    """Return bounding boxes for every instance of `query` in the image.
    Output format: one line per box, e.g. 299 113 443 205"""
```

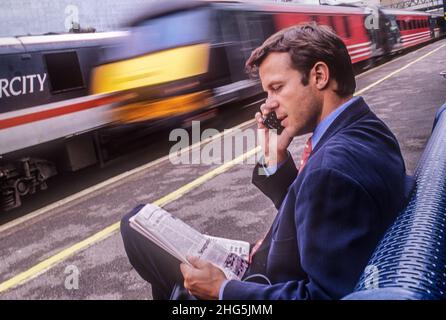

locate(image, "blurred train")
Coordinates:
1 0 446 211
91 0 446 124
0 32 128 210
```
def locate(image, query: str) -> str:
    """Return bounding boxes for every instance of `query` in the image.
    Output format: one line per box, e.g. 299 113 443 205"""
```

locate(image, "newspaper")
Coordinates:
129 203 250 280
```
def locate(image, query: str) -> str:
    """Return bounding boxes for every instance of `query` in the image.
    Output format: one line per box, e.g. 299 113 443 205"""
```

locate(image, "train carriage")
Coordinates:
382 9 432 50
262 4 374 64
0 32 127 210
429 13 446 40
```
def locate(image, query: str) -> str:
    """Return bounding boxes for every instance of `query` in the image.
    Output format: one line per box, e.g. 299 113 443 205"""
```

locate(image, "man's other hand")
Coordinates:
180 256 227 300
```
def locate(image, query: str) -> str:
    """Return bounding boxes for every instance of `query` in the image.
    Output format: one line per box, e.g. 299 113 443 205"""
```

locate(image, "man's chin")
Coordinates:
292 127 311 137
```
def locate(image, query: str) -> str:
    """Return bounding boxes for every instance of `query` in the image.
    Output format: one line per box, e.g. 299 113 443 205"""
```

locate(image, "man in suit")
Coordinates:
120 23 408 300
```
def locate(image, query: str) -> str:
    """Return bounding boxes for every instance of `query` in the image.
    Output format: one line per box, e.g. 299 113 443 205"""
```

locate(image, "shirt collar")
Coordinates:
311 96 360 148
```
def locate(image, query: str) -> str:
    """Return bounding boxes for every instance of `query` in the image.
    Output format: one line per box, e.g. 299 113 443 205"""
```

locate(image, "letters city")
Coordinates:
0 73 47 98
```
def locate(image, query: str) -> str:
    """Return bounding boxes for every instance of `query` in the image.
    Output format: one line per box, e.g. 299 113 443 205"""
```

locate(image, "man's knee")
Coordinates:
120 211 132 242
120 205 145 246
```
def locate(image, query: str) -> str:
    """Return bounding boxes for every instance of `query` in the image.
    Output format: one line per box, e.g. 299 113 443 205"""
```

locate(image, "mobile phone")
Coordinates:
262 111 285 135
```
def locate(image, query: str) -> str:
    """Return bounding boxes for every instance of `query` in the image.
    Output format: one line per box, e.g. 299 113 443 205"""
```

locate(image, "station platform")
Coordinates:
1 38 446 299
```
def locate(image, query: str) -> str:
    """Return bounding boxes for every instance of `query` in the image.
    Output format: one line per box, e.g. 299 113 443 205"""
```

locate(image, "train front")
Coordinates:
91 2 214 125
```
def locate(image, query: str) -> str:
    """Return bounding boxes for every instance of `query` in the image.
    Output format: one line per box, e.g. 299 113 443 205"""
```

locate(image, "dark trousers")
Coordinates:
120 206 184 299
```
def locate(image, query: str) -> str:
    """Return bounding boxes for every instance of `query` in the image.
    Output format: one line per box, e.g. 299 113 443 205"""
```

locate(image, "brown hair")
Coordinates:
245 22 356 97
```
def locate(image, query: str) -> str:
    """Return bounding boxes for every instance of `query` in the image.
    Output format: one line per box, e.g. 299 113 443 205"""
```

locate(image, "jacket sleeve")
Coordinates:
251 152 298 209
223 168 384 300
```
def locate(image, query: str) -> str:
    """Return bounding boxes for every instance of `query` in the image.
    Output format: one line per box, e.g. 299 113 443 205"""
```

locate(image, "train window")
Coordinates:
246 15 267 48
214 9 239 44
310 15 319 24
328 16 337 33
134 8 211 54
402 20 406 30
44 51 84 93
396 20 401 30
342 16 351 38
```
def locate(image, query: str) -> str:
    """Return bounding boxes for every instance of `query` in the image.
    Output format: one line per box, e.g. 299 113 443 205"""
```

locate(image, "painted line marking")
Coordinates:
0 117 257 235
0 147 260 293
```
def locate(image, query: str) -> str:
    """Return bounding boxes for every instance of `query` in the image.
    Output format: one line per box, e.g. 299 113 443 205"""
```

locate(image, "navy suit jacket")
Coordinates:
222 97 409 300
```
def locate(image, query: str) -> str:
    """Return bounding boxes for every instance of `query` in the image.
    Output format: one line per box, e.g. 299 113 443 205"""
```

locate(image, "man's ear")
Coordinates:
313 62 330 91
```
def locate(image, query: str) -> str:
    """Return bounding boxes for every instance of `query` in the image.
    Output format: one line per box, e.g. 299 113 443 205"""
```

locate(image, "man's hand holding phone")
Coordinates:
255 99 293 167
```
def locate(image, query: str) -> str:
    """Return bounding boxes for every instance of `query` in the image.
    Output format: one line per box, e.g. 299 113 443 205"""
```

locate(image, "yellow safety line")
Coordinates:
0 147 260 293
2 40 445 295
0 115 259 235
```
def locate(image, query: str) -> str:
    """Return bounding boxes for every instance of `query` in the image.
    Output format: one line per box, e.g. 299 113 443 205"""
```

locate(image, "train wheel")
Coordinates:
0 190 19 212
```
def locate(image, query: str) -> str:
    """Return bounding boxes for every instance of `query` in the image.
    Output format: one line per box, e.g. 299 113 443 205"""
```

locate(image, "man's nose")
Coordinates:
265 98 279 108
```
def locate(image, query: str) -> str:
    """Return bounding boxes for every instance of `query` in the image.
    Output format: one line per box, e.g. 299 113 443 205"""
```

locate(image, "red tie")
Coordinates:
249 238 263 263
299 136 312 172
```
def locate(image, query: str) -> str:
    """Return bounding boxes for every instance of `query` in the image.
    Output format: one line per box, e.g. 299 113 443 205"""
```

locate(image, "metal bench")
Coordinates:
344 103 446 300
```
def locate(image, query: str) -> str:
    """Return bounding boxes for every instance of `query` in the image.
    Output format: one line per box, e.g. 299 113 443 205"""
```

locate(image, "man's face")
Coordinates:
259 52 322 137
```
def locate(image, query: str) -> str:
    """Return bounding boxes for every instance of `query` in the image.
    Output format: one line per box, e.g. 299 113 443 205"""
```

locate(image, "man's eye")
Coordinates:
272 86 282 92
